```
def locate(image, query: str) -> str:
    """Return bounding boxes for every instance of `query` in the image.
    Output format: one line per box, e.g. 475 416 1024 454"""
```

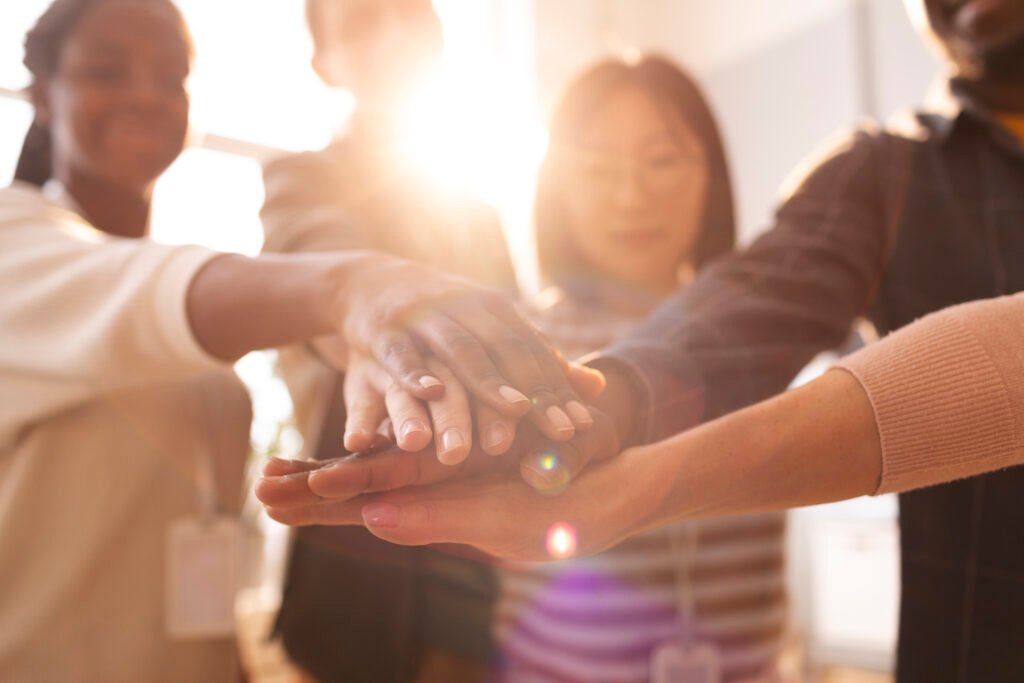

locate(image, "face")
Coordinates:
312 0 443 105
914 0 1024 79
559 85 709 292
35 0 191 191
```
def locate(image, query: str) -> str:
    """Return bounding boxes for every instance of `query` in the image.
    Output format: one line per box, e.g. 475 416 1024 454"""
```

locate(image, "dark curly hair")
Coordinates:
15 0 190 187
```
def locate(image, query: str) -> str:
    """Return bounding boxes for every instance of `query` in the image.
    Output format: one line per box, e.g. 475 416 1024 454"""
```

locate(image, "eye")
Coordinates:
80 62 128 85
647 154 681 168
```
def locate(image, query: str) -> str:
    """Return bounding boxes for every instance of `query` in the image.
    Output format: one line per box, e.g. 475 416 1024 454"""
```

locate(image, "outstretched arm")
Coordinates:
255 293 1024 561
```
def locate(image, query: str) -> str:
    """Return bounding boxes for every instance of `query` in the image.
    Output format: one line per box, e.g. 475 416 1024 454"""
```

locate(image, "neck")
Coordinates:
59 168 152 239
588 269 689 316
960 77 1024 114
351 104 404 140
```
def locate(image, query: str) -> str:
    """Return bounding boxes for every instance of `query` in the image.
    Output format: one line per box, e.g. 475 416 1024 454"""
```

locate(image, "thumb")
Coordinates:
360 499 464 547
567 362 605 401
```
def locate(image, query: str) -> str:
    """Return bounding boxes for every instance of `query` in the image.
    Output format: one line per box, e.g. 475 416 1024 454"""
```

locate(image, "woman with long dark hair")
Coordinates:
496 55 786 683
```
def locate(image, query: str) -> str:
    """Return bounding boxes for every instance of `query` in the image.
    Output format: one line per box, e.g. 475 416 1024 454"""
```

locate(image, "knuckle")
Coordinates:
417 501 439 527
379 337 413 362
443 333 483 356
528 385 557 403
494 335 534 359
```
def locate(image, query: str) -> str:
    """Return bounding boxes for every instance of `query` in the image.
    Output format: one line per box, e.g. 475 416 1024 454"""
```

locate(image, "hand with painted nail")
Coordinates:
342 341 605 462
255 405 621 524
339 254 604 438
343 350 517 462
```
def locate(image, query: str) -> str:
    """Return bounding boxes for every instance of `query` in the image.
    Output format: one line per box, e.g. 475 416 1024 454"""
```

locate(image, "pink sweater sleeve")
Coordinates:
835 294 1024 494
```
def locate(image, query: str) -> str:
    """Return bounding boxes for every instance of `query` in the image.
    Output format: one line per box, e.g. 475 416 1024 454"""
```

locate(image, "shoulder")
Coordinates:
262 145 348 185
0 182 89 232
776 118 920 207
0 182 47 212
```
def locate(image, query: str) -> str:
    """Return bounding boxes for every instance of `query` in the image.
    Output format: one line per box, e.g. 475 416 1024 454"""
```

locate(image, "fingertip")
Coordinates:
404 374 446 401
483 422 513 456
253 476 274 503
262 457 295 476
437 429 470 466
361 502 400 529
307 464 353 499
398 420 432 452
419 375 444 392
564 401 594 430
344 430 375 453
498 385 531 411
542 406 576 440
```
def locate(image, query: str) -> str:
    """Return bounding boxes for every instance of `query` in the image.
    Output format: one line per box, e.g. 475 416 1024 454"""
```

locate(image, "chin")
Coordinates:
978 36 1024 80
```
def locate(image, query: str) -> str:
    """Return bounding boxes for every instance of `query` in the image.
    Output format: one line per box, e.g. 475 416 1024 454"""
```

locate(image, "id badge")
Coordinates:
165 516 242 640
651 642 721 683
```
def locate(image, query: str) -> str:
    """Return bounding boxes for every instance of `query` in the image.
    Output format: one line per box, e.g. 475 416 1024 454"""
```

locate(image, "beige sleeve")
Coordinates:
835 293 1024 494
261 151 369 255
0 205 225 428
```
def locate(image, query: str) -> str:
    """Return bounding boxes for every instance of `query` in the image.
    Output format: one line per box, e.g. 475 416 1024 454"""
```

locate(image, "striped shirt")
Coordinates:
496 287 787 683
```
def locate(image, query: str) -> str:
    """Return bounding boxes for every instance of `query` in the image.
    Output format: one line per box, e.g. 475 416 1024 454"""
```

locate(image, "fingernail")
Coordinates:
419 376 444 390
485 423 510 452
498 385 530 406
362 503 399 528
400 419 429 441
565 401 593 427
545 406 575 435
439 429 467 464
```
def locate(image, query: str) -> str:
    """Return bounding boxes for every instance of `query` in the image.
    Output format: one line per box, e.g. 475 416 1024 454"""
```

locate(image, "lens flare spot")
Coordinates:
546 522 577 560
538 452 558 472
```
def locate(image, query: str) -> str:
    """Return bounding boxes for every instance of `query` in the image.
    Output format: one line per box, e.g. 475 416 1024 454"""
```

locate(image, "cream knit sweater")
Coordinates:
0 183 251 682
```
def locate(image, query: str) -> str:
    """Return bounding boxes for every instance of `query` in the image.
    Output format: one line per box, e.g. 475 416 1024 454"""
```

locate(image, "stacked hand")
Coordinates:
254 252 635 560
254 401 646 561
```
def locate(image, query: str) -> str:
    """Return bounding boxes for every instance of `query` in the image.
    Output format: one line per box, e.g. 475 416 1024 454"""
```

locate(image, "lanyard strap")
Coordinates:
193 378 220 523
667 521 700 647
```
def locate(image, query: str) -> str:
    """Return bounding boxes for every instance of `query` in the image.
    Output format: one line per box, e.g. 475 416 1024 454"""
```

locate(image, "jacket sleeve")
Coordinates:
593 127 900 443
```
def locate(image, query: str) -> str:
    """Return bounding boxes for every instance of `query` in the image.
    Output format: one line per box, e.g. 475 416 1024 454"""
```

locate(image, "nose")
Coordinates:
610 166 646 210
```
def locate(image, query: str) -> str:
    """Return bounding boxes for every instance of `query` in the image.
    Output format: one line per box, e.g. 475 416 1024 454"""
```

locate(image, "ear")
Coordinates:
28 81 53 127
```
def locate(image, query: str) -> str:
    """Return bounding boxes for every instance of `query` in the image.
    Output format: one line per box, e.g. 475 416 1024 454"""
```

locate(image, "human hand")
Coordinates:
343 346 607 463
336 254 603 438
343 350 518 463
255 403 621 519
258 442 656 562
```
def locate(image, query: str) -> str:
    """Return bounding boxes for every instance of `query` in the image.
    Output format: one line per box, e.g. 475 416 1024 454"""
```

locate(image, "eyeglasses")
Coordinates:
560 146 704 194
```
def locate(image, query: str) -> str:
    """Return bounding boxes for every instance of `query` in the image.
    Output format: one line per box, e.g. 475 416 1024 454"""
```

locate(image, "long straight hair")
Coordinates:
535 54 736 288
14 0 190 187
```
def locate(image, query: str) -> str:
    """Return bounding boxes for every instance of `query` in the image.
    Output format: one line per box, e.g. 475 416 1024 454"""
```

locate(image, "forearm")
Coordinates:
629 369 881 534
186 252 359 361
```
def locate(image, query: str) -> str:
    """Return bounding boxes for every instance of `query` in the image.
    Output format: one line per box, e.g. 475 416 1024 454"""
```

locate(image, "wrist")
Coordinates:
314 250 378 336
588 359 641 445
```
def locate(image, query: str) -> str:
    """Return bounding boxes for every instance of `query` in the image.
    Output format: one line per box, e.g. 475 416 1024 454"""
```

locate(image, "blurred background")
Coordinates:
0 1 941 680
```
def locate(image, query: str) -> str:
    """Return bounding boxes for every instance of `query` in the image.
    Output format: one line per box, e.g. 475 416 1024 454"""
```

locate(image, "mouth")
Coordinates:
609 227 666 248
107 116 179 149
